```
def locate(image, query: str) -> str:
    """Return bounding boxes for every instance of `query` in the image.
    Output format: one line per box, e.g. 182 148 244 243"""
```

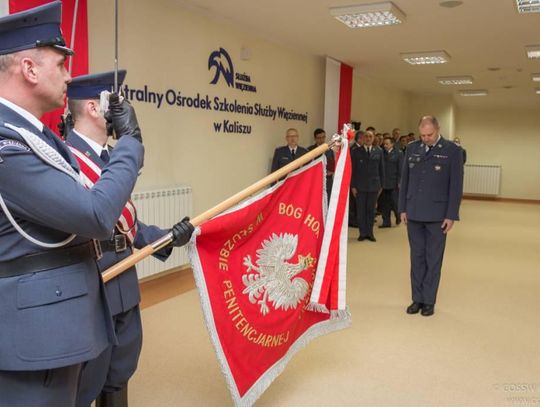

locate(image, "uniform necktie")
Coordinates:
426 145 433 153
291 149 296 159
100 149 110 163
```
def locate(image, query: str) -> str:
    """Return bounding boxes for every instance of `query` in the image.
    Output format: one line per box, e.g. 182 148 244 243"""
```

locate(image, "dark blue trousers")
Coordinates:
356 191 378 238
380 188 399 226
0 364 81 407
407 220 447 304
76 306 142 407
326 175 333 202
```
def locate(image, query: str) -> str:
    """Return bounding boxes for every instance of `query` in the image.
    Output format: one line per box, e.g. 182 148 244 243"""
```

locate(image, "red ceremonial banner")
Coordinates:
190 158 351 406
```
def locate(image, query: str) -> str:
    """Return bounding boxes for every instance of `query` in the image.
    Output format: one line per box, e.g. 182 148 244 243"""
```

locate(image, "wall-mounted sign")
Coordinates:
123 46 310 134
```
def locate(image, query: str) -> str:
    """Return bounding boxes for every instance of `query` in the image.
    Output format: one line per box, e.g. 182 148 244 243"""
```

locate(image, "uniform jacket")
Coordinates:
0 102 143 371
398 137 464 222
350 143 360 153
307 143 335 174
350 145 385 192
270 145 308 173
382 148 403 190
65 132 171 316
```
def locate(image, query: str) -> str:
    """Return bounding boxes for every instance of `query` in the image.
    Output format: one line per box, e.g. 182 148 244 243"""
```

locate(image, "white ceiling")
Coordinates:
177 0 540 110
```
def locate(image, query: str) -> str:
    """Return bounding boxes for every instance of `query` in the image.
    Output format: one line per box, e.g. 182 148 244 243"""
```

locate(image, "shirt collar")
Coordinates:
428 135 442 148
73 129 107 157
0 96 44 132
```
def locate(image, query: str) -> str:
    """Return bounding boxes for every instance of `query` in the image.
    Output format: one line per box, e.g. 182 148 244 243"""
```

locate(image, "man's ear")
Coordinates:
20 56 39 85
87 100 101 118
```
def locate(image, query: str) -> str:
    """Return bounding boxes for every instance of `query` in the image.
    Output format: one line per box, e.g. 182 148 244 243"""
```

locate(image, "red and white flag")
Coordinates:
323 57 353 135
308 125 353 314
189 137 352 406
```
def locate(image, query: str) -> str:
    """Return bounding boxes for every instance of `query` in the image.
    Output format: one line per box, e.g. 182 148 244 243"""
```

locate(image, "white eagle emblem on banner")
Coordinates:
242 233 314 316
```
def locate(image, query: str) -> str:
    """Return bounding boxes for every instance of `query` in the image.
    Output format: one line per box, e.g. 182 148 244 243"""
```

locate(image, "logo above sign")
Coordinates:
208 47 235 87
208 47 257 93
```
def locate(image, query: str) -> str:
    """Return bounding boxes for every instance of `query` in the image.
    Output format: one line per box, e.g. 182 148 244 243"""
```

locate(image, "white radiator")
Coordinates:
463 164 501 196
131 186 192 279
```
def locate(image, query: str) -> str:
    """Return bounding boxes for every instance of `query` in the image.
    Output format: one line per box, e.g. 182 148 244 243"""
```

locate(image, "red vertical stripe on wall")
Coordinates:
337 63 353 132
9 0 89 135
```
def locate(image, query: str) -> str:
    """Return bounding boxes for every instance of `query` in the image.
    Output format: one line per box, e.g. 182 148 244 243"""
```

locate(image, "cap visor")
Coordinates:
53 44 74 56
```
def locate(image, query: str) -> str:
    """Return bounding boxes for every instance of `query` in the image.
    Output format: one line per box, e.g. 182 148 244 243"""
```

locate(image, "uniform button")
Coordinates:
55 288 62 297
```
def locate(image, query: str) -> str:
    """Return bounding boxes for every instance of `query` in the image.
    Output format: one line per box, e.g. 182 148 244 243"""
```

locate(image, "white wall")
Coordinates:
351 75 456 139
456 108 540 200
351 73 410 134
352 79 540 200
88 0 325 216
407 94 456 140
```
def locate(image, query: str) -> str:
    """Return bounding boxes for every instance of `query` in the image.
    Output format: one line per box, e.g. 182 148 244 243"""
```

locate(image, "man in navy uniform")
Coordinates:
307 128 335 200
348 130 363 228
64 70 192 407
379 136 403 228
398 135 408 152
399 116 463 317
391 127 401 143
270 127 308 172
453 137 467 164
350 130 384 242
0 3 193 406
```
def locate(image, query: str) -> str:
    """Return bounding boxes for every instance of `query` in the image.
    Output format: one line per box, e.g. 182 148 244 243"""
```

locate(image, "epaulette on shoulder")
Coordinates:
447 140 461 151
0 121 26 142
0 120 11 140
408 139 421 145
439 137 455 148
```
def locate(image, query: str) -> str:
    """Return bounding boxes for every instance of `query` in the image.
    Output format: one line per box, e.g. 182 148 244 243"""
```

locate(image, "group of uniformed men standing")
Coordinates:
350 122 464 316
0 3 193 406
272 117 464 319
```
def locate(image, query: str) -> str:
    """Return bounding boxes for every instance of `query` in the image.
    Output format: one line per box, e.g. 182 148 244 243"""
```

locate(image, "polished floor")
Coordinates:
130 200 540 407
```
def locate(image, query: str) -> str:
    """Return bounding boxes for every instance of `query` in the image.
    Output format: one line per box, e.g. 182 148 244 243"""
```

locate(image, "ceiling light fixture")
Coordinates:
516 0 540 13
532 74 540 82
460 89 488 97
526 45 540 59
439 1 463 8
401 50 450 65
437 75 473 85
330 1 406 28
536 88 540 94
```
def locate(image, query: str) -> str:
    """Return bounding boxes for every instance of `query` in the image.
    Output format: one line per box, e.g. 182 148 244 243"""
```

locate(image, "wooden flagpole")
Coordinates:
102 136 341 283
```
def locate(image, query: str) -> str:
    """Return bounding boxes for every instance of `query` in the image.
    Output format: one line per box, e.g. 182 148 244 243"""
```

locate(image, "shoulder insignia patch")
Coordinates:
0 139 31 163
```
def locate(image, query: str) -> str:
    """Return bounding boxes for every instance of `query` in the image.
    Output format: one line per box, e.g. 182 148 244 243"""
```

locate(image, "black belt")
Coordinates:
0 241 101 279
100 234 130 254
